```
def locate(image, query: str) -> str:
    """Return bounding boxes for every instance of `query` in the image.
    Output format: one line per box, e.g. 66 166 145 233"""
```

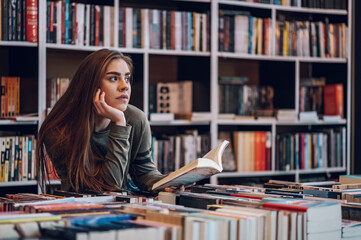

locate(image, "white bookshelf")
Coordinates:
0 0 353 191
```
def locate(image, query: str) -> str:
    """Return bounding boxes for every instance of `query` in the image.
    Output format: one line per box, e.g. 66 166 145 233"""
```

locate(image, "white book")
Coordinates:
251 17 257 54
10 137 15 181
234 15 243 53
103 6 110 47
23 136 28 181
76 3 84 46
85 4 90 46
194 13 200 52
175 11 182 51
267 18 272 55
125 7 133 48
318 21 325 58
150 113 174 122
56 1 62 44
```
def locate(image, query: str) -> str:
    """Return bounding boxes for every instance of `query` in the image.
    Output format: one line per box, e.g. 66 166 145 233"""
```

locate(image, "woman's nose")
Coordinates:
117 77 129 91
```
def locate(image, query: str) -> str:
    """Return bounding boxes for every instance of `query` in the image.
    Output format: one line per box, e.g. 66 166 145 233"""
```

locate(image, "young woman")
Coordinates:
36 49 165 193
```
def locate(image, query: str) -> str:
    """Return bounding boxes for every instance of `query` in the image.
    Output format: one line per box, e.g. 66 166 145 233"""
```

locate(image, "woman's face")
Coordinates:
100 58 132 112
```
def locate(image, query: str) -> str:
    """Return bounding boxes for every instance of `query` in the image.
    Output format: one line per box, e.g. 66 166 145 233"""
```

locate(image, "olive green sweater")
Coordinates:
45 105 164 192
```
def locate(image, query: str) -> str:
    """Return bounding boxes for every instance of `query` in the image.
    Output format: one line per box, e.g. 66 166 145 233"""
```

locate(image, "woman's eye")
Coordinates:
108 76 118 81
124 76 131 83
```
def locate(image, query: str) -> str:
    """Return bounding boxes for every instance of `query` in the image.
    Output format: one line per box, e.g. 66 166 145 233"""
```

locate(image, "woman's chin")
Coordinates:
117 104 128 112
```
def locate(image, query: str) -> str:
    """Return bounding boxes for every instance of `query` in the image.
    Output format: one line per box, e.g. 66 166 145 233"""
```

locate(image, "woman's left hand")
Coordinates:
93 89 126 126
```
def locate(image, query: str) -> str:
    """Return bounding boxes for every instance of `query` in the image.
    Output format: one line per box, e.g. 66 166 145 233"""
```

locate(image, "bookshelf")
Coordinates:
0 0 353 193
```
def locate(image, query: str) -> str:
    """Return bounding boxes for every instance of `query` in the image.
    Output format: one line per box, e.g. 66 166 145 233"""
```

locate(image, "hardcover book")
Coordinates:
152 140 229 191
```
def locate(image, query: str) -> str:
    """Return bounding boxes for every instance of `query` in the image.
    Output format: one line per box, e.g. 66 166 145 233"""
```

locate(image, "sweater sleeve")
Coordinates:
101 123 132 188
128 114 165 191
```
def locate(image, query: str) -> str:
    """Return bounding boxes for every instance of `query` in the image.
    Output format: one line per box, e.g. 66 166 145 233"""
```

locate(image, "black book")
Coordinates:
89 5 95 46
2 0 9 41
179 192 222 209
16 0 22 41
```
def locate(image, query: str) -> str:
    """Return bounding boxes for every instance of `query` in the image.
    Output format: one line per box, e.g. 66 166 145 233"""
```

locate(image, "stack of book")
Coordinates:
1 177 361 240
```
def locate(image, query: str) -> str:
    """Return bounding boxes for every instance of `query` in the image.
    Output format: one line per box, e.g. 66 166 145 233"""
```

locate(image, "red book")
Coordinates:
265 132 272 170
94 5 100 46
260 132 267 171
26 0 38 42
254 131 262 171
323 84 344 118
170 11 175 50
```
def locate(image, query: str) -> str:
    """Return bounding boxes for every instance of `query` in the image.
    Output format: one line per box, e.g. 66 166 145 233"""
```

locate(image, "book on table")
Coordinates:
152 140 229 191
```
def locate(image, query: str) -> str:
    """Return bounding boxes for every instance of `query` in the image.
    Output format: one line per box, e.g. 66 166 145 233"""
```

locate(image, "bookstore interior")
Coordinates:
1 0 361 239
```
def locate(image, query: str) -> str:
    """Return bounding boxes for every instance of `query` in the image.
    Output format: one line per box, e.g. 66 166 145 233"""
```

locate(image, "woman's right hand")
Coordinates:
93 89 126 126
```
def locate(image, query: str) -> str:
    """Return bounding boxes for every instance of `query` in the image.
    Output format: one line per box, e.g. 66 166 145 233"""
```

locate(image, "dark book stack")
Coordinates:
301 0 347 9
276 16 347 58
0 135 36 183
299 77 326 114
1 180 360 239
152 131 210 175
275 127 345 171
219 9 273 56
45 0 113 46
218 76 274 117
120 7 210 51
1 0 34 42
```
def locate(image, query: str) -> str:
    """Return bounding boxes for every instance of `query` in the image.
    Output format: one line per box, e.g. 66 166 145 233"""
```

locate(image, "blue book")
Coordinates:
188 12 193 51
305 133 310 170
294 133 299 169
248 16 253 54
64 0 70 44
70 214 134 227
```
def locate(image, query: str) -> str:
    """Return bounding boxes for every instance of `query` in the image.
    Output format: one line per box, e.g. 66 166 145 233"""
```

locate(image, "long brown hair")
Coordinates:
37 49 133 193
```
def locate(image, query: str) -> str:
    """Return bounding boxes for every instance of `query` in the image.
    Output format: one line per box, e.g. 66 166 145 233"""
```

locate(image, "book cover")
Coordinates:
26 0 38 42
262 197 341 221
323 84 344 118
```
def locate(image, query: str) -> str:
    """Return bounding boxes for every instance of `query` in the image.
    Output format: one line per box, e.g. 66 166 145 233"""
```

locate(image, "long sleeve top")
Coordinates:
45 104 165 192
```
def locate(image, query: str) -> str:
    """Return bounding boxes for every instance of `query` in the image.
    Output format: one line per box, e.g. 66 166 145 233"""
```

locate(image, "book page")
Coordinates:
202 140 229 169
152 140 229 190
153 167 220 190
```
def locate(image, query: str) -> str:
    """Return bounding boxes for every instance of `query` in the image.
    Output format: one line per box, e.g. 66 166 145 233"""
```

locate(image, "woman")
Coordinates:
37 49 165 193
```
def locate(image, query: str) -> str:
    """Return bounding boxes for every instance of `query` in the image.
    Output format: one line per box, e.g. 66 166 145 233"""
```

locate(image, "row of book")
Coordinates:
46 77 70 109
276 127 346 171
0 0 38 42
2 178 361 239
301 0 347 9
120 8 210 51
231 0 346 10
219 10 273 55
233 0 298 6
219 82 274 116
46 1 114 46
230 131 272 172
299 78 325 113
1 76 20 117
151 131 211 174
300 81 344 119
276 17 347 58
0 135 36 183
45 0 210 52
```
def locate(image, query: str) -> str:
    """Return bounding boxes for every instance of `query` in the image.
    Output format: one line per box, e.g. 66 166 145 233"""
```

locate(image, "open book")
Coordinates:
152 140 229 191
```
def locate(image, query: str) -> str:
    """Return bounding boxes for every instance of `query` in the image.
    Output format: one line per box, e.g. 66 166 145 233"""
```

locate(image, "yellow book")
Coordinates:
0 213 61 224
283 21 289 56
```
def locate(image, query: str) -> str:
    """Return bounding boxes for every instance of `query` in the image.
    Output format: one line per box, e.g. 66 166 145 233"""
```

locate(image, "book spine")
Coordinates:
26 0 38 42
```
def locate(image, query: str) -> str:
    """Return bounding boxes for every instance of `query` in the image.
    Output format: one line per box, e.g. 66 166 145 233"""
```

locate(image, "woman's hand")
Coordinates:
93 89 126 126
164 183 196 193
